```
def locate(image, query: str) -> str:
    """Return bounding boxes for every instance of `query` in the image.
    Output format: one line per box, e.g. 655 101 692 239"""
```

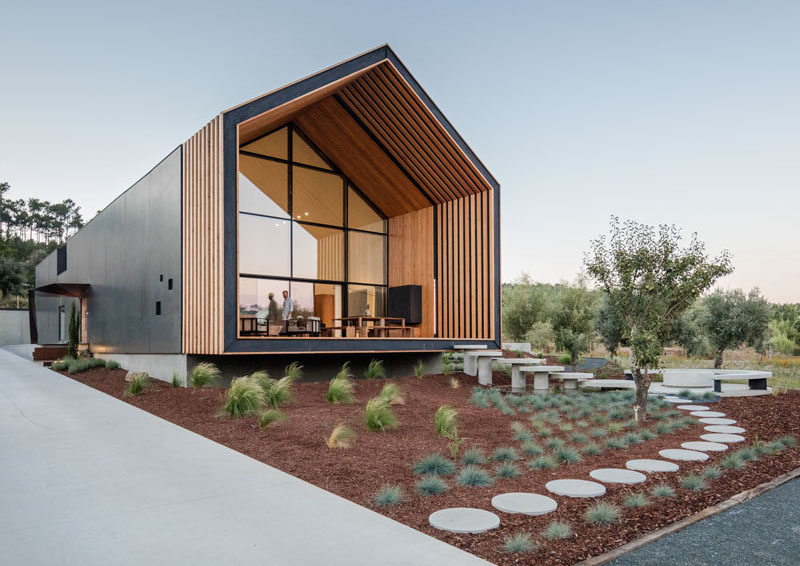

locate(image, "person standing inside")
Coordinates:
267 292 279 334
281 289 293 332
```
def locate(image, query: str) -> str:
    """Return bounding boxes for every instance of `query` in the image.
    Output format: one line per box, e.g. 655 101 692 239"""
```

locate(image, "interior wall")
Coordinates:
388 207 434 337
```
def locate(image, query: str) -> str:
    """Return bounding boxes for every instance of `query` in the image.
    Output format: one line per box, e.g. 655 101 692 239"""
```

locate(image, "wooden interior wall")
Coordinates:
435 190 494 339
388 207 434 338
182 115 225 354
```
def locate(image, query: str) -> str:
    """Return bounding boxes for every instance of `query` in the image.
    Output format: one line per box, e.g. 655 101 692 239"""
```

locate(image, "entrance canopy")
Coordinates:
35 283 90 297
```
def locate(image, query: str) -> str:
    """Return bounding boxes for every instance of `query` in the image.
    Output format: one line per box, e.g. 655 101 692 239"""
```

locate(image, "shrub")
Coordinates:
124 373 149 396
414 359 426 378
105 359 120 369
264 376 295 408
651 484 676 498
191 362 220 388
681 475 707 491
605 437 627 449
435 405 463 458
412 453 456 476
251 370 273 391
495 462 521 478
461 446 486 465
222 376 265 417
379 383 405 405
735 446 757 462
372 485 404 506
528 455 558 470
470 388 491 408
511 421 533 442
326 374 355 404
582 443 602 456
456 465 493 487
570 432 588 444
364 397 397 431
779 435 798 448
416 475 448 496
640 429 657 441
551 445 579 463
543 520 572 540
502 532 536 554
721 454 745 470
585 502 620 525
623 493 650 508
51 358 70 371
284 361 303 381
364 359 386 379
654 422 672 434
326 424 355 449
702 466 722 480
259 409 285 429
492 446 519 462
546 437 565 451
521 441 543 457
623 432 643 445
537 426 553 438
171 372 182 388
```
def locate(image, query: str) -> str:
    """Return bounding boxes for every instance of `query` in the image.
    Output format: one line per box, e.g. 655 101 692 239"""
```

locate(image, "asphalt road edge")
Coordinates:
573 464 800 566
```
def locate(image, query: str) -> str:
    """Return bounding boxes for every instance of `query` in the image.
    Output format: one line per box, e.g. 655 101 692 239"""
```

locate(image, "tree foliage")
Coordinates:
702 288 770 368
551 278 596 364
585 217 732 421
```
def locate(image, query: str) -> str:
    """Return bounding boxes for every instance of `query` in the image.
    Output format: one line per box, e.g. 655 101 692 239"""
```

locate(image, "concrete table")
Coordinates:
453 344 487 375
463 350 503 385
520 365 565 391
493 357 544 393
552 372 593 391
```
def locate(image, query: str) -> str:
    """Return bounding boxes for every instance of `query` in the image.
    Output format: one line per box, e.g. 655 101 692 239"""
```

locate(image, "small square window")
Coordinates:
155 301 162 316
168 278 173 290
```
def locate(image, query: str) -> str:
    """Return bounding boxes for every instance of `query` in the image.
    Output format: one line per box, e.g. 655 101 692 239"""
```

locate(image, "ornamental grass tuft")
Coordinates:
415 475 448 496
582 443 602 456
414 359 426 378
326 423 355 449
263 376 295 408
543 520 572 540
553 446 582 464
721 454 745 470
501 532 536 554
124 373 149 397
284 361 303 381
527 455 558 470
623 492 650 508
412 453 456 476
456 465 493 487
105 359 120 369
521 441 544 457
492 446 519 462
190 362 220 388
222 376 265 417
364 397 397 431
379 382 405 405
326 373 355 404
702 466 723 480
461 446 486 466
259 408 285 429
495 462 521 478
372 484 404 506
364 359 386 379
651 484 676 498
585 502 620 525
681 474 708 491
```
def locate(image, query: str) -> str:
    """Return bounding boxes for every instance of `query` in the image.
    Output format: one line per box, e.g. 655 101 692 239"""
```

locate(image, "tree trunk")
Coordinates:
632 366 651 423
714 349 724 369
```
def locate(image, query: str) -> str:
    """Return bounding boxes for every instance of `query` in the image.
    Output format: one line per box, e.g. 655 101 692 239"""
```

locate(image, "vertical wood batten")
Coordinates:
182 116 224 355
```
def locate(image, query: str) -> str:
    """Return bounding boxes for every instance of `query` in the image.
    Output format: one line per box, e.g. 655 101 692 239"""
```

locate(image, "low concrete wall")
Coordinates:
0 309 31 346
95 353 188 385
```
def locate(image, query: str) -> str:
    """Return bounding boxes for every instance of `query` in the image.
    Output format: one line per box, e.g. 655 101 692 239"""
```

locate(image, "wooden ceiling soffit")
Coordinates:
294 97 430 217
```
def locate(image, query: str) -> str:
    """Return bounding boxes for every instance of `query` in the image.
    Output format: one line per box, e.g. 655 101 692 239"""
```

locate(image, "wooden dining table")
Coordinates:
332 316 409 337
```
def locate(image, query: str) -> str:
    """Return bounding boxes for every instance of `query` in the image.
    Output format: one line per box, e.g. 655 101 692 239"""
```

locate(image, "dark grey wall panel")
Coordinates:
34 147 182 353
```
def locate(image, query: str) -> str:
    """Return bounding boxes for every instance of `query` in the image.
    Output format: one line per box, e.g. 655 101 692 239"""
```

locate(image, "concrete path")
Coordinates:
610 477 800 565
0 349 489 566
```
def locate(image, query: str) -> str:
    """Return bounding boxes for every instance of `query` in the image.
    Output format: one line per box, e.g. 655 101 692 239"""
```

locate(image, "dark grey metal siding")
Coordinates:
34 147 182 353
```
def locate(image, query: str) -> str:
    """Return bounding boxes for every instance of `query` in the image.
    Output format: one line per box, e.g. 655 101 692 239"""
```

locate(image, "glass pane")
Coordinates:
241 127 288 160
348 232 386 285
238 277 286 336
293 130 332 170
238 156 288 217
287 281 342 330
238 214 290 276
348 284 386 317
348 187 386 233
292 224 344 281
292 166 343 226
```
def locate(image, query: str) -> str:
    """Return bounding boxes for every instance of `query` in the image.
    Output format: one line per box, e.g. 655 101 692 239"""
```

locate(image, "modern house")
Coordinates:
33 45 501 380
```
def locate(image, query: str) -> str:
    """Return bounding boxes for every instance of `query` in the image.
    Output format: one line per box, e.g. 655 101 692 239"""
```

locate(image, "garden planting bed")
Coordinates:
61 366 800 565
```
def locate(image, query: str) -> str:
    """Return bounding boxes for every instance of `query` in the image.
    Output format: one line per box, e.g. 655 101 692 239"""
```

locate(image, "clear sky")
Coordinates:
2 1 798 301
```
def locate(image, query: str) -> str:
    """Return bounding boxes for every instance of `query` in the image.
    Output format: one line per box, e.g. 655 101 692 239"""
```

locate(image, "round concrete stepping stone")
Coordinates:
589 468 647 484
429 508 500 534
659 448 710 461
677 405 709 411
705 425 745 434
690 411 726 418
545 479 606 498
626 459 679 473
701 433 745 443
491 493 558 516
681 441 728 452
699 417 737 425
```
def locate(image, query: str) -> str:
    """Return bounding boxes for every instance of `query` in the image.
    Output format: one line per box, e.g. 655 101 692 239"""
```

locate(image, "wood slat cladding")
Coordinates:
435 190 494 339
339 62 492 201
183 116 224 354
388 207 435 338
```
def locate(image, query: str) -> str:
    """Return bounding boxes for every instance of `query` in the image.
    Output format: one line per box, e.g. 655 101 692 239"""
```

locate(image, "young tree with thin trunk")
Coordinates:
703 288 770 368
585 217 732 422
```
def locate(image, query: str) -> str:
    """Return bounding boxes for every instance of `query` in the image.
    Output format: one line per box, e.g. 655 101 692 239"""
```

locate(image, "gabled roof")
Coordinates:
222 45 498 211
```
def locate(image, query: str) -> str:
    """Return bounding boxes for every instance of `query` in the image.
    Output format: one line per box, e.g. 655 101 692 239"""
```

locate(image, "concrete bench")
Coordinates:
519 365 565 391
712 375 768 393
463 350 503 385
552 372 593 391
493 358 544 393
454 344 488 374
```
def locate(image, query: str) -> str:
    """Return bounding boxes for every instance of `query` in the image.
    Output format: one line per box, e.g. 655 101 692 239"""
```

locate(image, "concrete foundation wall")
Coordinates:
95 353 188 385
0 310 31 345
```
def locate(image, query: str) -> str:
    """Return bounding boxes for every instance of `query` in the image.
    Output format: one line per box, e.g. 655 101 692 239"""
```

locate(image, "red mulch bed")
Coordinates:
62 366 800 565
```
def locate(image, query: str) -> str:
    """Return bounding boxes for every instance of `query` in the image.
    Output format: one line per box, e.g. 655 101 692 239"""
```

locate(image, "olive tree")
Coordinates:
595 295 625 357
585 217 732 422
551 280 596 364
502 274 550 342
702 288 770 368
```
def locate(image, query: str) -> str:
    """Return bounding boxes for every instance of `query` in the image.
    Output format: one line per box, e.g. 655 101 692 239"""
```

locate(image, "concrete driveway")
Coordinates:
0 349 490 566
